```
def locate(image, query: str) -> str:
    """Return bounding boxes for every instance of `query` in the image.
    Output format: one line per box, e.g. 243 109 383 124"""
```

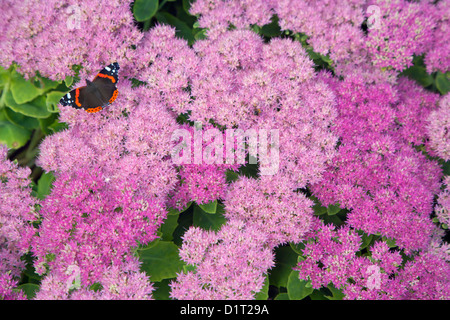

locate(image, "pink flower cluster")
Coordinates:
35 259 154 300
189 0 450 76
224 176 314 247
190 0 275 39
168 124 240 210
311 74 442 252
365 0 436 71
33 83 179 298
0 0 142 81
31 168 163 283
428 94 450 161
170 219 275 299
187 30 337 188
435 176 450 227
297 220 450 299
131 24 199 114
0 145 37 299
1 0 448 301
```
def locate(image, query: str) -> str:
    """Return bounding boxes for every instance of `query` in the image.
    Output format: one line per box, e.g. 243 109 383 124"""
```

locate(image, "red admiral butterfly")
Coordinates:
60 62 119 113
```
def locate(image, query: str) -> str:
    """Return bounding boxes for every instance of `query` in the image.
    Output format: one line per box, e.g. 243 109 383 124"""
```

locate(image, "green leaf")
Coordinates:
36 171 55 200
443 160 450 176
193 203 226 231
287 270 313 300
194 28 207 41
309 289 328 300
160 213 179 241
254 275 270 300
133 0 159 22
324 283 345 300
47 119 68 134
155 12 195 45
225 170 239 183
260 16 282 38
269 245 299 288
46 91 64 113
382 236 397 248
9 71 42 104
289 242 305 255
64 76 74 88
402 66 434 87
359 231 373 250
327 203 341 215
34 76 60 93
0 120 32 149
152 279 172 300
274 292 290 300
182 0 193 15
15 283 40 300
4 107 40 130
138 241 184 282
0 66 10 88
310 195 327 216
37 113 57 135
435 72 450 95
4 91 51 118
198 200 217 214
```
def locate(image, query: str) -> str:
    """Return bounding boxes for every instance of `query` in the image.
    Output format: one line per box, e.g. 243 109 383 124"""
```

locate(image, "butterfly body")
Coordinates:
60 62 120 113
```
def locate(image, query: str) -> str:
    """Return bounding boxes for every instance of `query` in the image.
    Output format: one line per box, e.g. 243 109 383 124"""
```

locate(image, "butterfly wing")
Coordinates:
60 86 86 109
59 62 119 113
92 62 119 106
93 62 120 84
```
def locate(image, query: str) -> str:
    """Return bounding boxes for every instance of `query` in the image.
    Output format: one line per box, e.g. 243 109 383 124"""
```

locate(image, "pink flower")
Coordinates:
435 176 450 226
0 0 142 81
170 219 274 300
31 168 163 285
35 259 154 300
224 175 314 247
427 94 450 161
311 75 442 252
0 144 37 296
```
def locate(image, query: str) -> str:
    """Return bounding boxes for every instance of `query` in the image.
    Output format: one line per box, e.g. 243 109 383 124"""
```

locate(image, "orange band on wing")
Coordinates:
95 73 116 83
86 106 103 113
109 89 119 103
75 88 82 107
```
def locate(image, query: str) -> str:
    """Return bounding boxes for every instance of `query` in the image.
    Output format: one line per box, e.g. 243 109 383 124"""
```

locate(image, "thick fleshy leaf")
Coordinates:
287 270 313 300
269 245 299 288
435 72 450 95
0 120 32 149
36 171 55 200
138 241 184 282
160 213 179 241
9 71 42 104
15 283 40 300
4 107 40 130
198 200 217 214
133 0 159 22
46 91 65 113
193 203 226 231
5 91 51 118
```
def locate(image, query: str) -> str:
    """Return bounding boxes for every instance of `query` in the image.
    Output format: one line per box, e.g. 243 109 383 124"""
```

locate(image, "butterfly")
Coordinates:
59 62 119 113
